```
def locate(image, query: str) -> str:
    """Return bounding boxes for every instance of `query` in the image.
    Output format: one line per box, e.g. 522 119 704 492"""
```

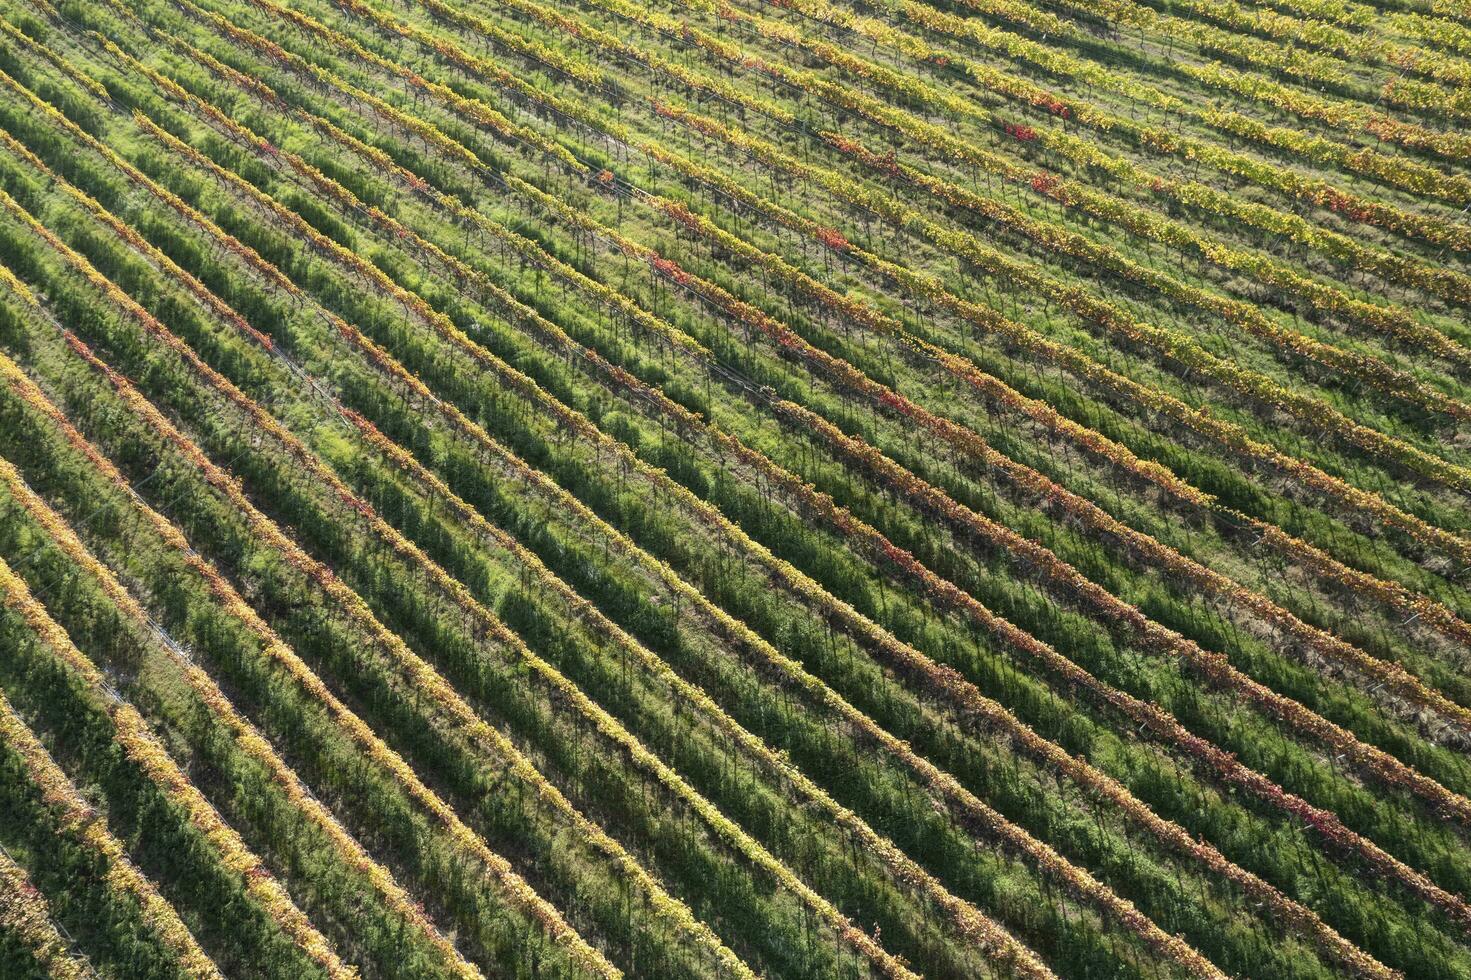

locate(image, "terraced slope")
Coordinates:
0 0 1468 975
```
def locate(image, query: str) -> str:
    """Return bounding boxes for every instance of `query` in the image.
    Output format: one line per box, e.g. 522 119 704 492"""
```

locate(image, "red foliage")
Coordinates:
1320 189 1374 223
1035 96 1071 118
878 389 910 416
650 255 692 286
815 226 850 252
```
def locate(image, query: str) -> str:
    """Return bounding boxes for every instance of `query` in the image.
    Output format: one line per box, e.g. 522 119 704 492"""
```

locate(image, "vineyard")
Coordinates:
0 0 1469 975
